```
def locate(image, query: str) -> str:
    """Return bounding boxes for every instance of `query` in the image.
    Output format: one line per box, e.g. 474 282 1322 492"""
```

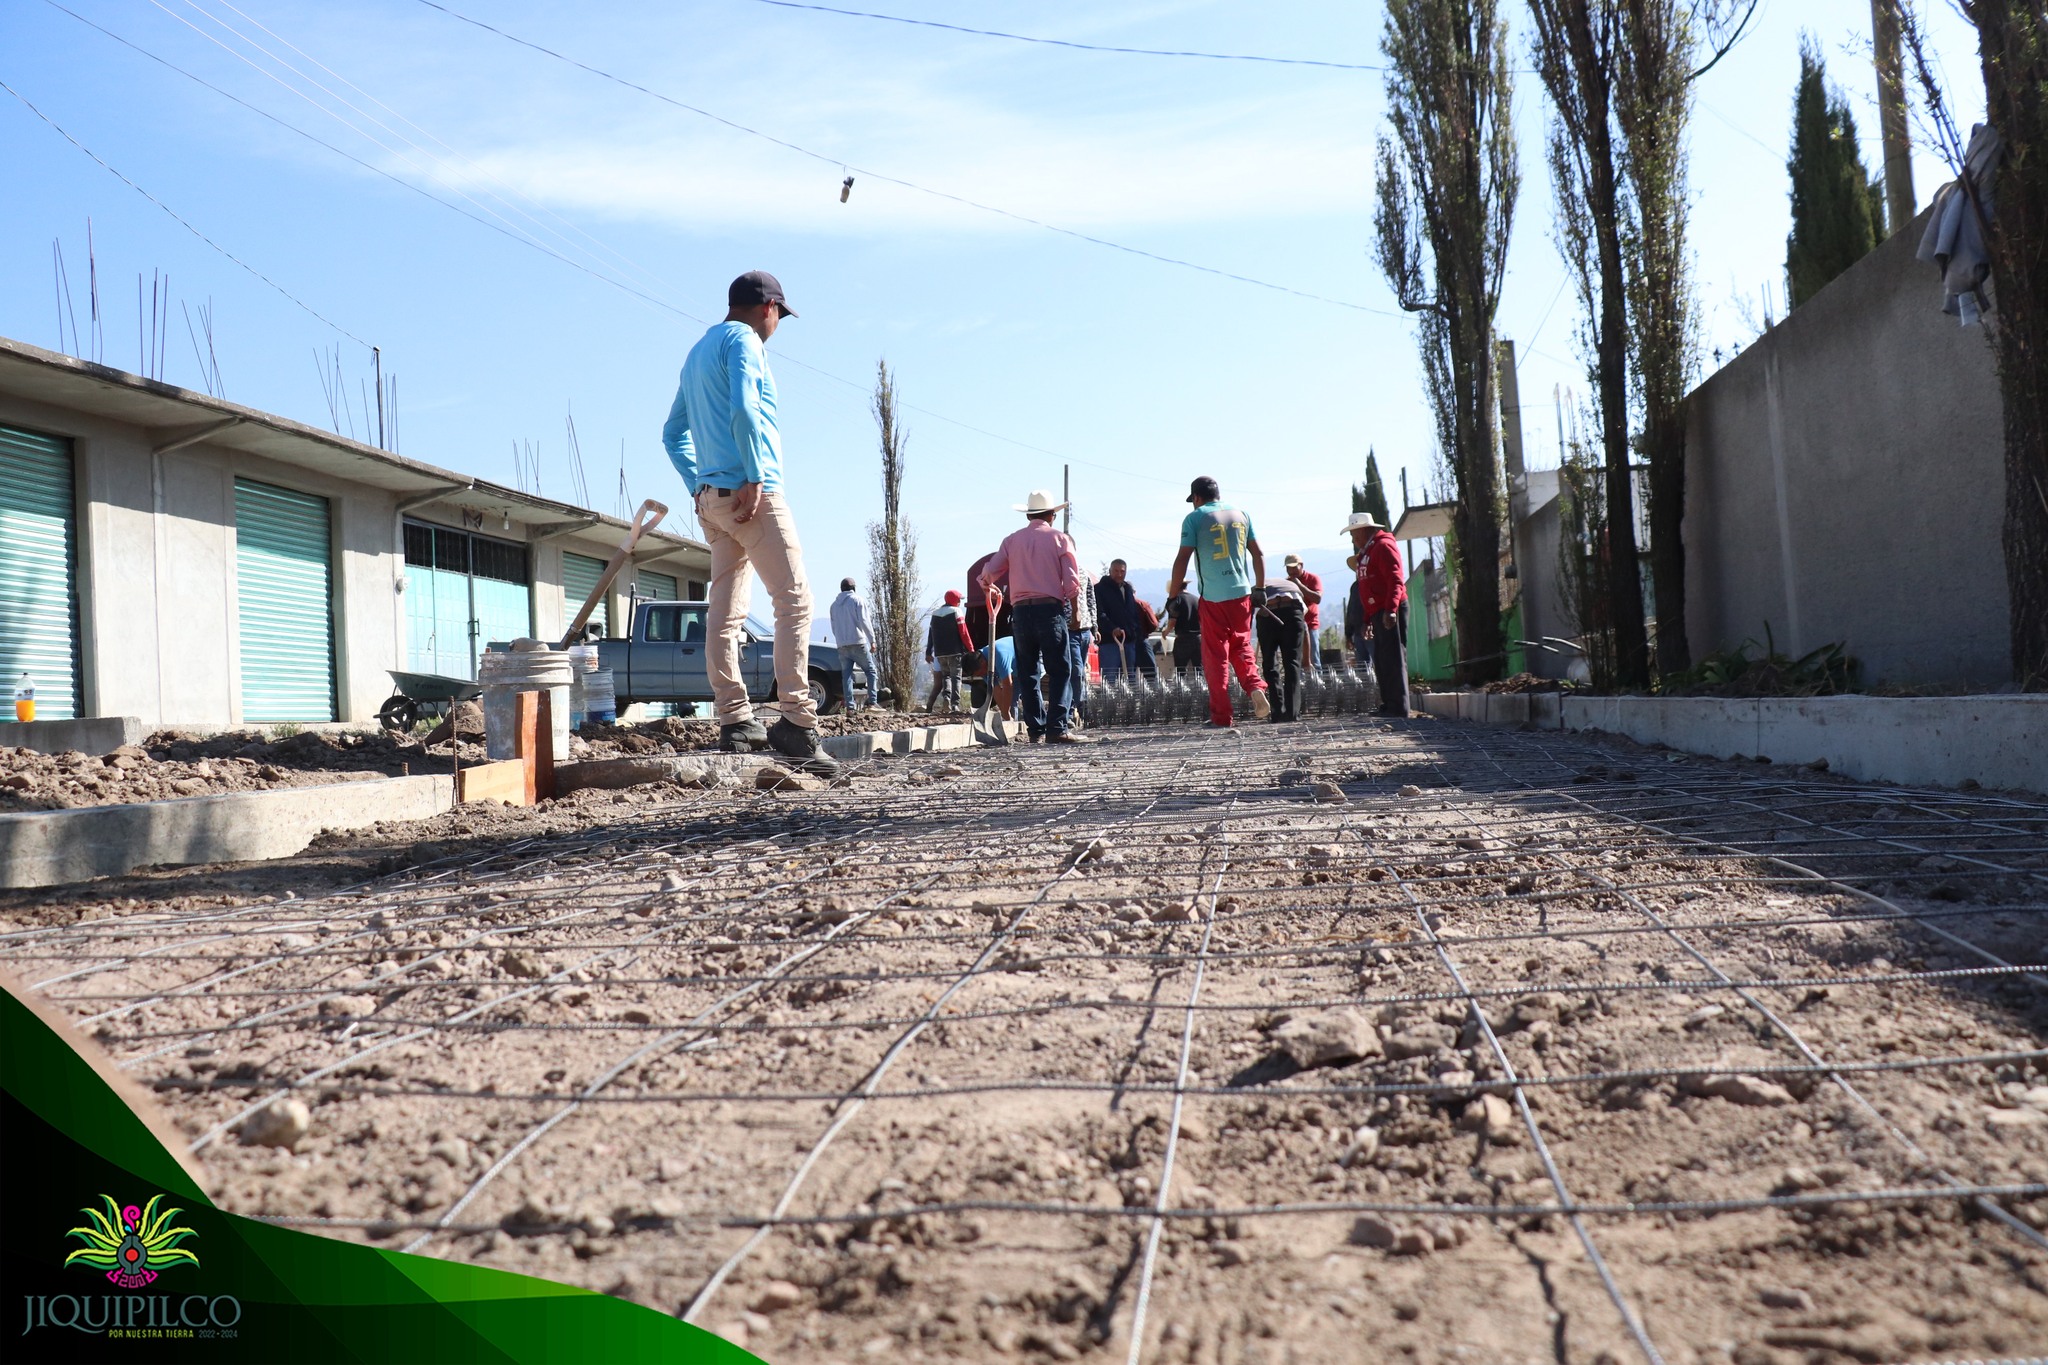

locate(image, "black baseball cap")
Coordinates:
728 270 796 317
1186 475 1220 505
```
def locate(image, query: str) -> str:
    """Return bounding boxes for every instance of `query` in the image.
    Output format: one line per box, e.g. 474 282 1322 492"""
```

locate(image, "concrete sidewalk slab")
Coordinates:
0 773 457 889
0 717 1020 888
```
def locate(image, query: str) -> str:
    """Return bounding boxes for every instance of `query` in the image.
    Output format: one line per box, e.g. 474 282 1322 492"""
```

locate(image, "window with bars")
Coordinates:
402 521 528 583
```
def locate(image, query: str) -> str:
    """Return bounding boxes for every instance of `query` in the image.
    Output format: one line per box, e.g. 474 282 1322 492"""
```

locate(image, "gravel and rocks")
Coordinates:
4 716 2045 1362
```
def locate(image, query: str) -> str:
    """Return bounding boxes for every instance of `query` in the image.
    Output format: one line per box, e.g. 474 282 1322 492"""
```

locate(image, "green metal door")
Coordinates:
0 425 81 719
235 478 335 723
401 522 531 677
562 552 609 636
638 569 678 602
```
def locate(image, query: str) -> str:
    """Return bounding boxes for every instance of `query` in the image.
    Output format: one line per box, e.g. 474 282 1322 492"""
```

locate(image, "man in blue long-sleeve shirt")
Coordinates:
660 271 836 775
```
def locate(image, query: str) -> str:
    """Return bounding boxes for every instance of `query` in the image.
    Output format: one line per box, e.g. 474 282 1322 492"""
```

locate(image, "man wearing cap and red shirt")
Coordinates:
1345 511 1409 717
661 270 836 776
1284 554 1325 674
978 491 1090 743
923 589 974 713
1168 476 1272 728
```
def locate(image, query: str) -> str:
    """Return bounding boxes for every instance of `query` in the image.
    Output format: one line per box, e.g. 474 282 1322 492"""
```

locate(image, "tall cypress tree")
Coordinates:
1352 449 1394 525
1786 38 1882 308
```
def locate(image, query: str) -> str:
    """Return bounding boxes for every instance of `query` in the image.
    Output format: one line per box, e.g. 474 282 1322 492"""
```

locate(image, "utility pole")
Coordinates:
1398 468 1411 574
373 346 386 450
1870 0 1915 234
1062 464 1070 534
1496 339 1527 521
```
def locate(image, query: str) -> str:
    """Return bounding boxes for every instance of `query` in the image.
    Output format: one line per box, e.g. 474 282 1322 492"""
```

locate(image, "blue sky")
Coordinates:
0 1 1985 640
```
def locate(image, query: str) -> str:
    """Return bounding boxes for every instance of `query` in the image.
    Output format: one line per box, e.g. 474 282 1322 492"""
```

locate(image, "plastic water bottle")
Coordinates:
13 674 33 724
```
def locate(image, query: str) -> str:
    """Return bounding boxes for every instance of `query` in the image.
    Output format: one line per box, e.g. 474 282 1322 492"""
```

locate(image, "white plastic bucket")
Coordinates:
479 649 573 762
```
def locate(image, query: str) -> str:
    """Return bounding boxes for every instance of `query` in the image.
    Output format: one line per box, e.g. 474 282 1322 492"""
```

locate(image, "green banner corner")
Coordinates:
2 989 763 1364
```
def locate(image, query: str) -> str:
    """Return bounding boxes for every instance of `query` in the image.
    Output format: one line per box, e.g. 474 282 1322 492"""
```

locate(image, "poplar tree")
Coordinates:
1619 0 1701 674
1373 0 1519 685
1528 0 1653 688
1352 450 1394 526
1785 38 1882 308
865 360 921 710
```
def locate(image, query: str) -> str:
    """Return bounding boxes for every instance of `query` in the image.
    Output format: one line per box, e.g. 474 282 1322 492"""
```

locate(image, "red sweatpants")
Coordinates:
1198 596 1266 725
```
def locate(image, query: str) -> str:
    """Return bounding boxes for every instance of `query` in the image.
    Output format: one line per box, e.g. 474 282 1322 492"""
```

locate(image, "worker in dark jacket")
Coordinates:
1344 512 1409 717
1127 594 1160 680
924 590 974 713
1162 588 1202 677
1094 560 1140 683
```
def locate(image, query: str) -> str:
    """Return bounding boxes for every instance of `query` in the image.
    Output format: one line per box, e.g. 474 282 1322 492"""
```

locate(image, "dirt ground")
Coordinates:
0 708 933 815
3 716 2046 1364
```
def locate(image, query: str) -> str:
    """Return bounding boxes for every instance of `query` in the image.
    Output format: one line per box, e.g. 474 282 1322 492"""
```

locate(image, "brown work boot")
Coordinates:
767 718 841 777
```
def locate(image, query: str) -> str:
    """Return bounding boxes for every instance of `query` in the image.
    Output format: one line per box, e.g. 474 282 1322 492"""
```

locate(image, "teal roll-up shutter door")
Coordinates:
562 552 608 636
0 425 82 720
235 478 335 723
639 569 678 601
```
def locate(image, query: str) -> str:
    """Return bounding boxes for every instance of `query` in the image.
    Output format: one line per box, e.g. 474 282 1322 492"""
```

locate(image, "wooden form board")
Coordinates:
458 759 529 805
457 689 556 806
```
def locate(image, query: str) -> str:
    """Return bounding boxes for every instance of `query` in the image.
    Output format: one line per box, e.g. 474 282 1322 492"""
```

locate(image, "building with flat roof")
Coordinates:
0 336 708 726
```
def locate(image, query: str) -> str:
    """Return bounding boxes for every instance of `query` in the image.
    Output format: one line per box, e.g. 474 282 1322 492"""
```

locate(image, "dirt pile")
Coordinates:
0 729 481 814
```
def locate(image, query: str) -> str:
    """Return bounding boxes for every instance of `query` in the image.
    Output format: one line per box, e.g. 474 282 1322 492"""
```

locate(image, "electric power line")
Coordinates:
0 77 369 349
44 0 713 328
411 0 1398 317
747 0 1384 71
31 4 1336 497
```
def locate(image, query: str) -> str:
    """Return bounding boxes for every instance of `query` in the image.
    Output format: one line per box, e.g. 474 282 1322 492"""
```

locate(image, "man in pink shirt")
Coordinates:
977 490 1092 744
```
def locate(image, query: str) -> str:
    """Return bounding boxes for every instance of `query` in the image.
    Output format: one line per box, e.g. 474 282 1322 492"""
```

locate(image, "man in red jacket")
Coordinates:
1345 512 1409 717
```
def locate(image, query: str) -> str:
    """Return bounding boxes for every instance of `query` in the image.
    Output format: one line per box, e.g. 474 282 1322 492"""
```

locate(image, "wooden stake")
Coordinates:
531 689 556 802
514 690 540 806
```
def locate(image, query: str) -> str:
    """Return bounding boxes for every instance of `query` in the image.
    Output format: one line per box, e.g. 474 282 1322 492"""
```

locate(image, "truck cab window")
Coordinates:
681 611 706 643
645 606 681 642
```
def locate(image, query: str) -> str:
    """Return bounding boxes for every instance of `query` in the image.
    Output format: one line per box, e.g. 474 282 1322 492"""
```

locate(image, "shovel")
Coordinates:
970 586 1010 747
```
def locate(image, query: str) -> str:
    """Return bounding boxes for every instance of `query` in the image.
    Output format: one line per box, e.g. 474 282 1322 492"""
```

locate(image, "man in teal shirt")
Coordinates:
661 270 835 775
1166 476 1271 727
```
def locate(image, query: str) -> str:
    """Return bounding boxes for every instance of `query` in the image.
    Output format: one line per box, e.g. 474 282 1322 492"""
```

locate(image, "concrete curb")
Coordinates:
1418 691 2048 796
820 719 1015 761
0 717 1017 889
0 773 457 890
0 716 148 757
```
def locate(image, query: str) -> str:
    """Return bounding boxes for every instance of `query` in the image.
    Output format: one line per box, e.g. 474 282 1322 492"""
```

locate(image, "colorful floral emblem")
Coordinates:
65 1194 200 1288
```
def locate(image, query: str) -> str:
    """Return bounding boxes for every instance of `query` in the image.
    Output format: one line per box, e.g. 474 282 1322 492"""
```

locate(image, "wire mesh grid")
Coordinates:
4 714 2047 1362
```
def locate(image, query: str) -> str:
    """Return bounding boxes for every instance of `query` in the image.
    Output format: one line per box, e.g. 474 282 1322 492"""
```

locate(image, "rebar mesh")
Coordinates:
4 713 2045 1362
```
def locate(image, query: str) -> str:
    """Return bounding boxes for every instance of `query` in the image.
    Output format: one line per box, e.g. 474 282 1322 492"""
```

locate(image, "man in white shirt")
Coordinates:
829 578 882 710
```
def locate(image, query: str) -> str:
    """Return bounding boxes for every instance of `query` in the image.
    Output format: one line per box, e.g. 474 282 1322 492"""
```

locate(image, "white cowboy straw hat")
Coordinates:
1015 489 1069 514
1340 511 1386 536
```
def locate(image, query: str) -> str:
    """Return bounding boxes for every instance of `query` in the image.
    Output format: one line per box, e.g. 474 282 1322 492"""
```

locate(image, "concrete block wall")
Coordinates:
1681 213 2009 688
0 391 405 727
1424 690 2047 797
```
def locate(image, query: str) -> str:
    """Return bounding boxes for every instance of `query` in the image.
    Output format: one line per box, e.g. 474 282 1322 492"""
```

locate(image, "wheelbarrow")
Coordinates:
378 670 483 732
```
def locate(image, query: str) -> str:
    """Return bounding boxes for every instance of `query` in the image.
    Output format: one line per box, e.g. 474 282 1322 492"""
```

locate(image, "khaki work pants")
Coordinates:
695 486 817 729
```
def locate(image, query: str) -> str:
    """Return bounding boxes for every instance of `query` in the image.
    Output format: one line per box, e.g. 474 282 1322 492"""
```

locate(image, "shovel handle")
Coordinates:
557 499 670 648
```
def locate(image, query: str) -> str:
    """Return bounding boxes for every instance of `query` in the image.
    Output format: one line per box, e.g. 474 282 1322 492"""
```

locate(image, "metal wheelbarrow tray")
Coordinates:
378 670 483 732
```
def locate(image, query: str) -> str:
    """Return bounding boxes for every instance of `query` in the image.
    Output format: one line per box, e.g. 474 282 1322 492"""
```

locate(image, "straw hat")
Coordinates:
1015 489 1069 514
1340 511 1387 536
